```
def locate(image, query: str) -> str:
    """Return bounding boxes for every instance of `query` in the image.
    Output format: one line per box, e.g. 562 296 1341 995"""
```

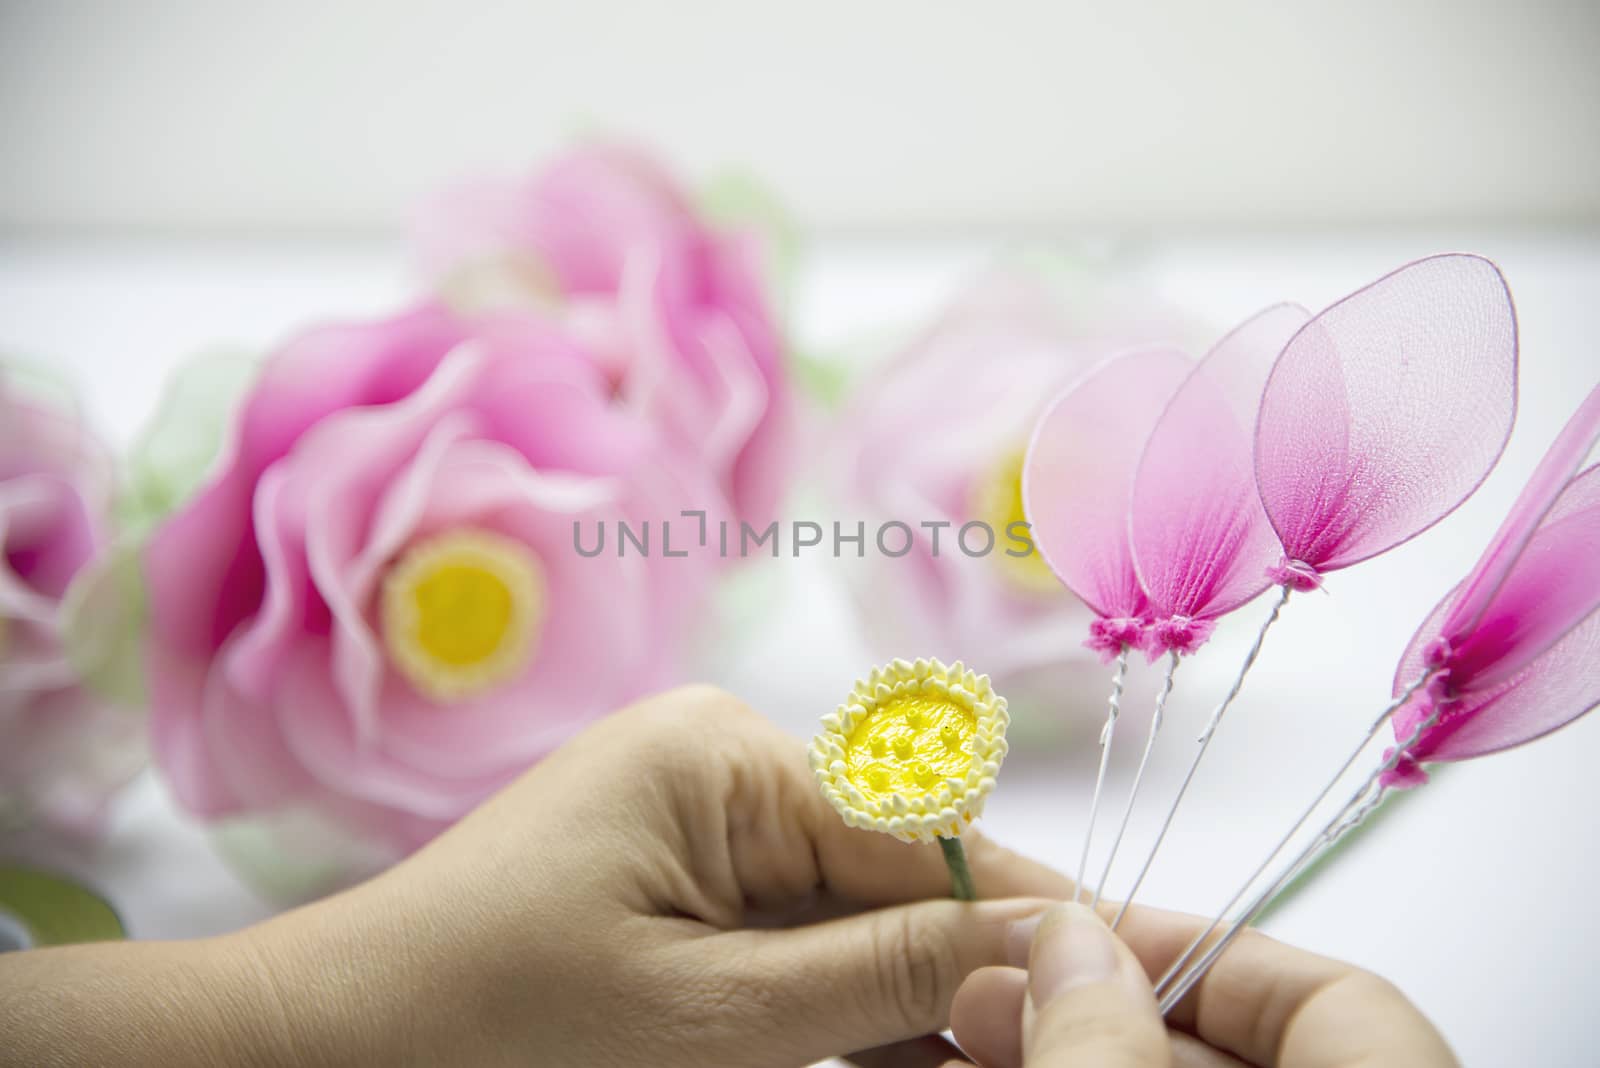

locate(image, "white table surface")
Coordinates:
3 231 1598 1065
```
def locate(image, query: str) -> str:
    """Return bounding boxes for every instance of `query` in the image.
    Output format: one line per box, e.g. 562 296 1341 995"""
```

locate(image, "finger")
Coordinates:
847 1034 966 1068
1023 903 1168 1068
704 896 1052 1062
1110 904 1453 1066
729 702 1071 907
614 686 1074 913
950 966 1246 1068
950 966 1026 1068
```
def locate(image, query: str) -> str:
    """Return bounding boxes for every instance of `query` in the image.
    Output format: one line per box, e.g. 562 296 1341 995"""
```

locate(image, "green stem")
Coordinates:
939 836 977 901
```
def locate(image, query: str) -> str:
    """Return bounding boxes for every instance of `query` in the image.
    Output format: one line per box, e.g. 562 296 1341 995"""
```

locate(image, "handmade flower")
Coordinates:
1383 381 1600 787
415 143 795 529
144 304 725 872
1067 257 1517 918
832 272 1192 716
1130 305 1312 657
809 657 1009 845
1253 254 1517 590
0 373 143 840
1025 347 1193 661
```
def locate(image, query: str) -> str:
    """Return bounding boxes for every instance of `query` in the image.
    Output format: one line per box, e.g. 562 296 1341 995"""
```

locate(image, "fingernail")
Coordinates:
1028 903 1119 1004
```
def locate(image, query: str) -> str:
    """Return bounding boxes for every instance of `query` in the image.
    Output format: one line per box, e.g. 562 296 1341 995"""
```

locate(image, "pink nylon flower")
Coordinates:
1024 348 1193 661
416 143 794 529
835 272 1193 703
1255 254 1518 589
144 303 724 862
1384 381 1600 787
1131 305 1312 657
0 376 142 839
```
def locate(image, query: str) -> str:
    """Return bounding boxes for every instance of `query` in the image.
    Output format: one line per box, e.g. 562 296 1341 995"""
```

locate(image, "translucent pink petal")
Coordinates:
1392 610 1600 773
1131 305 1310 639
1256 255 1517 575
1446 466 1600 689
1397 462 1600 689
1391 464 1600 774
1024 348 1192 620
1442 381 1600 643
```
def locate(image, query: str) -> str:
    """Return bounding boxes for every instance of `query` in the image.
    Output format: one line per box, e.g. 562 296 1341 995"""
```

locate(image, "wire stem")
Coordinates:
1075 646 1129 903
1152 666 1436 996
1156 699 1445 1013
1112 586 1291 929
1091 649 1179 909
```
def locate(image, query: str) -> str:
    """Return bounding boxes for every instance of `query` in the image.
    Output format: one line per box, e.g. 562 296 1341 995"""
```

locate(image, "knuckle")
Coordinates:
614 685 754 750
1338 969 1407 1008
654 684 757 732
872 910 959 1033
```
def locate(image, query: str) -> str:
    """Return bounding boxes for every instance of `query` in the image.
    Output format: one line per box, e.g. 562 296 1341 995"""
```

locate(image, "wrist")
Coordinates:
236 878 501 1067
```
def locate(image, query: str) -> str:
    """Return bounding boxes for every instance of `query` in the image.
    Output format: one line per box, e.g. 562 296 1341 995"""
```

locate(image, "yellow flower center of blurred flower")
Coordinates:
844 695 975 803
973 446 1060 594
380 529 544 703
437 252 561 315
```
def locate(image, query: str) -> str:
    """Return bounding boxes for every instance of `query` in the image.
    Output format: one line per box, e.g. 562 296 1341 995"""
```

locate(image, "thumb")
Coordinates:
1022 903 1169 1067
715 897 1055 1061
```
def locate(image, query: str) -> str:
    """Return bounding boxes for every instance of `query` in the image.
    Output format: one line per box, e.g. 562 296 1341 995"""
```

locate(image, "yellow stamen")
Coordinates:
810 658 1010 844
846 695 975 803
381 529 544 703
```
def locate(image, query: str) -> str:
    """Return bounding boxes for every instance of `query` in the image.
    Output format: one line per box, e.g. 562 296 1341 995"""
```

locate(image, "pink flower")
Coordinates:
1382 382 1600 788
831 273 1192 713
416 143 794 528
0 376 142 839
144 304 724 862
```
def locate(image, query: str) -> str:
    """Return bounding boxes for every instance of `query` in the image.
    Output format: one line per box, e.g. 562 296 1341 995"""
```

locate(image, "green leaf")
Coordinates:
0 866 125 946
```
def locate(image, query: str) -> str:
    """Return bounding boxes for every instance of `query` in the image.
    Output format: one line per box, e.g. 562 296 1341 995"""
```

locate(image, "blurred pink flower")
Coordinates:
831 273 1194 719
0 376 141 839
144 304 724 860
416 143 794 528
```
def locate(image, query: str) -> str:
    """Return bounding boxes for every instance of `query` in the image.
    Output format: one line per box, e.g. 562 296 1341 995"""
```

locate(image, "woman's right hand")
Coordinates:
950 901 1457 1067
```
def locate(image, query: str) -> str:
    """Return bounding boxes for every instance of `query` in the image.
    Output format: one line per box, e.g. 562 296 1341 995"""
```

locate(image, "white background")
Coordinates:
3 3 1600 1065
2 1 1598 235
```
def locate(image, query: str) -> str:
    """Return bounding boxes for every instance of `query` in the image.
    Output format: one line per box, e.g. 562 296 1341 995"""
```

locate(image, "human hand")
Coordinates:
949 901 1457 1067
248 685 1071 1067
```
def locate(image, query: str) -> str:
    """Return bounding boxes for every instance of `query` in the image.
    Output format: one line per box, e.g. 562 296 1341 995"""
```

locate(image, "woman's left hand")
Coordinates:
246 684 1069 1067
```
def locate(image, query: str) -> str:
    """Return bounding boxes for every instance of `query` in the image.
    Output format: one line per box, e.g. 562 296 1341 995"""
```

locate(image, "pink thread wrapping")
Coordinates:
1086 616 1149 661
1148 615 1216 658
1265 557 1323 591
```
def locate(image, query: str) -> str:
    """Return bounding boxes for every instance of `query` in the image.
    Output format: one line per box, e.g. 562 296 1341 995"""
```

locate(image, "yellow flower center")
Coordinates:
843 694 975 804
380 529 545 703
973 446 1061 594
437 252 561 315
